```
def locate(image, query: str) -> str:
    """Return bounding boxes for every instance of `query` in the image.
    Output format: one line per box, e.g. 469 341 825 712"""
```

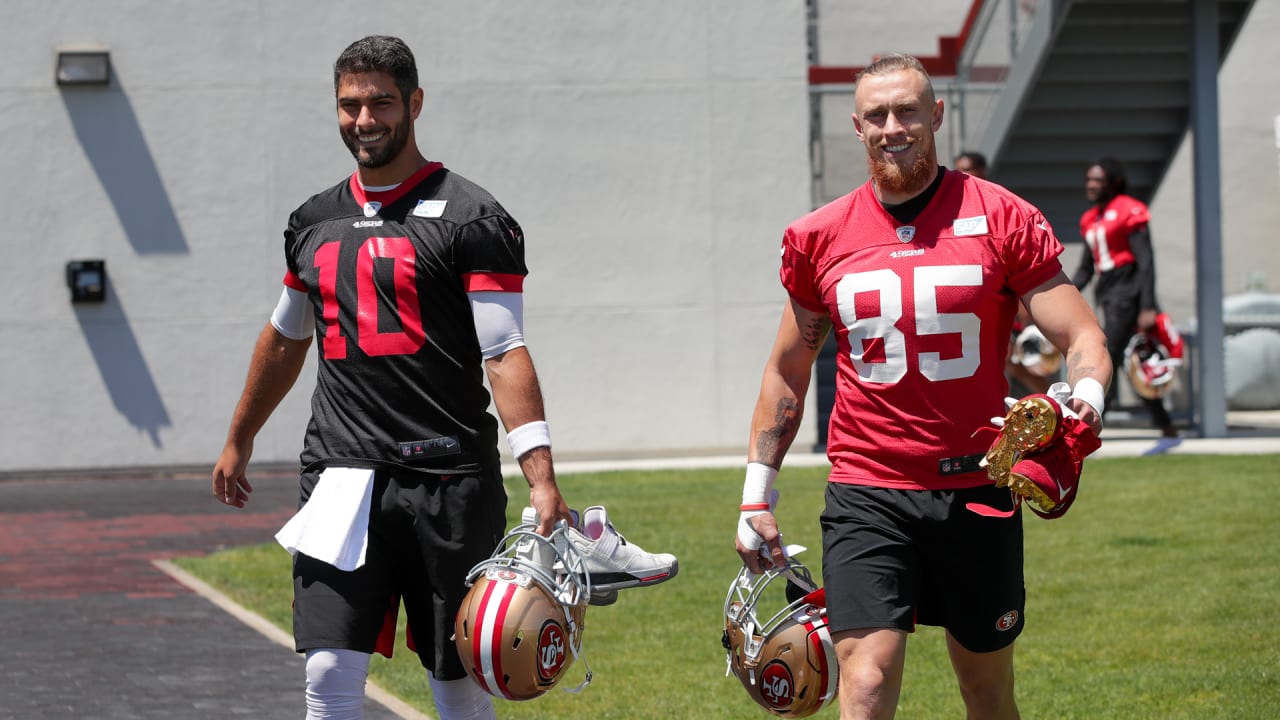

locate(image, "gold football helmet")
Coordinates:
1125 333 1180 399
723 558 837 717
1012 324 1062 377
454 524 591 701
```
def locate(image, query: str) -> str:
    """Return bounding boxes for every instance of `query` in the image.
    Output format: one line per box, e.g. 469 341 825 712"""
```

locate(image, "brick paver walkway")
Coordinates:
0 471 404 719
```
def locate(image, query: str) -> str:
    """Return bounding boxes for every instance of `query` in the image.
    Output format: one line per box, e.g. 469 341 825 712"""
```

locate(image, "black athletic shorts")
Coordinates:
820 482 1025 653
292 466 508 680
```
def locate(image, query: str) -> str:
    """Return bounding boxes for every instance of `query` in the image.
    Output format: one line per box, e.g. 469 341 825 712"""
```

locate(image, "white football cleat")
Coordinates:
566 506 678 594
517 506 620 606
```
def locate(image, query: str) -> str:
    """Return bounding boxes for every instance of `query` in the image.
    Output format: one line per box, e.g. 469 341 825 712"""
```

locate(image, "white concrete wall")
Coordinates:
1 0 812 473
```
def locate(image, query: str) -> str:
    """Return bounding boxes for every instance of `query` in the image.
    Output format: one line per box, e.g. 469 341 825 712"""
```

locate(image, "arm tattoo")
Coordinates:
755 398 801 466
800 315 832 352
1066 351 1108 390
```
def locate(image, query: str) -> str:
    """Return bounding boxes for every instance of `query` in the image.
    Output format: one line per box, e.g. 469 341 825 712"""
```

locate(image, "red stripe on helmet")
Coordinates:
471 580 499 697
806 619 835 702
489 581 519 699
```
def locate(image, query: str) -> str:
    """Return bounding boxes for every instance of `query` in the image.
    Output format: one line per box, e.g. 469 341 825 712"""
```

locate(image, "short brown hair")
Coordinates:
854 53 935 104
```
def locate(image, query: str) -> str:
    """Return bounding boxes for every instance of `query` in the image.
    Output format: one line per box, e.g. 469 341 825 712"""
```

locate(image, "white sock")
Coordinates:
305 648 370 720
428 672 496 720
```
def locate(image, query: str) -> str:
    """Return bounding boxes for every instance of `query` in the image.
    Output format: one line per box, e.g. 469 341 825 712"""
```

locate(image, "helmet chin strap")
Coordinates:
776 544 818 594
540 527 597 696
546 522 593 694
560 635 593 693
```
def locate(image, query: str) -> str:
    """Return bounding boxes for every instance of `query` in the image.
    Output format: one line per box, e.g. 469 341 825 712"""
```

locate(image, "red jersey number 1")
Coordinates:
313 237 426 360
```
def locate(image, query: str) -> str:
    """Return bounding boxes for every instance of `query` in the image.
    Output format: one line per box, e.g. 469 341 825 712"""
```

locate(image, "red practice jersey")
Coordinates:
1078 194 1149 273
782 170 1064 489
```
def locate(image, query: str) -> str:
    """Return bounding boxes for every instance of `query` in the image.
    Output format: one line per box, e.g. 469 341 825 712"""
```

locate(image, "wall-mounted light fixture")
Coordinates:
66 260 107 303
56 48 111 87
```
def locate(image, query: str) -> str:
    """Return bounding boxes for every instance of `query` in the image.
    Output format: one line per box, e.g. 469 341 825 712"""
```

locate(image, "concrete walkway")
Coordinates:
0 470 410 720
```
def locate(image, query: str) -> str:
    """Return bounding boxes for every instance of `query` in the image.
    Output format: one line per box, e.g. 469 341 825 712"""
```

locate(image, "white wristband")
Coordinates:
1069 377 1106 417
507 421 551 459
741 462 778 506
738 463 780 551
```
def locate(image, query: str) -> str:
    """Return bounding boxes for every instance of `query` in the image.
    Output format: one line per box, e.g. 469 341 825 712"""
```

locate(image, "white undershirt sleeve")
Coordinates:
469 291 526 359
270 286 316 340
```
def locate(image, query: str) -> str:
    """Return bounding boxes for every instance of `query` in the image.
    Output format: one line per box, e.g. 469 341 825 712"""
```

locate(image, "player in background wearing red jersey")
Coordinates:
735 55 1110 719
212 36 569 720
1073 157 1181 453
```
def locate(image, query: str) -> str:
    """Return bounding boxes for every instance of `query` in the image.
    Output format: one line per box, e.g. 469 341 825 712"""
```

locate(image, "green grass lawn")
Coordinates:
174 455 1280 719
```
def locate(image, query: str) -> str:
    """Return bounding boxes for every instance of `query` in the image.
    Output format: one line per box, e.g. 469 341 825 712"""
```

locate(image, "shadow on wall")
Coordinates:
72 274 171 448
59 83 188 255
58 72 176 448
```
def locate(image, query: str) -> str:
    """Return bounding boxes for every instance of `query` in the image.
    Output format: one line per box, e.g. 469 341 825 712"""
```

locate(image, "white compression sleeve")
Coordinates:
304 649 370 720
270 286 315 340
428 673 497 720
469 291 525 359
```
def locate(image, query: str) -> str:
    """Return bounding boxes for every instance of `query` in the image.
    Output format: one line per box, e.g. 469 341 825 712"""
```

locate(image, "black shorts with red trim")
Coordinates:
291 465 507 680
820 482 1025 653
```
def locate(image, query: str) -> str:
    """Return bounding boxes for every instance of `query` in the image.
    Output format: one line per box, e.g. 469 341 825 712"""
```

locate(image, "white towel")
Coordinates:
274 467 375 572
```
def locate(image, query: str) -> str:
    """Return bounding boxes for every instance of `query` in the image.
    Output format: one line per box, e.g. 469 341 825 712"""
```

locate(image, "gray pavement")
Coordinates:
1 412 1277 719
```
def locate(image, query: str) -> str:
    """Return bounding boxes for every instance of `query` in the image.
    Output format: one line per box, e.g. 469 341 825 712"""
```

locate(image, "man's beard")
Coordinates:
343 110 411 169
866 136 935 197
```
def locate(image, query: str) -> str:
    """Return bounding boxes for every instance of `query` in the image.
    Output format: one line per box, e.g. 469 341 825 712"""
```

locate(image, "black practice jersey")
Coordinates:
281 162 526 472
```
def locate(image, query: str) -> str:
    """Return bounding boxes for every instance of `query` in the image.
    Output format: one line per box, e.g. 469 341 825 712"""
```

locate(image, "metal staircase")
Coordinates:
974 0 1256 237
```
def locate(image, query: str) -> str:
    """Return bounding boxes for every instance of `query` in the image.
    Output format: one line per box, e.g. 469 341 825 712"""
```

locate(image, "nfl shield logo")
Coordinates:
896 226 916 243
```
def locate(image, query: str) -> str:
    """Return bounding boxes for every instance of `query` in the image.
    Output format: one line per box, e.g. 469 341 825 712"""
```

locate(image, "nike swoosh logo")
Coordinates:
966 502 1017 518
1054 475 1073 500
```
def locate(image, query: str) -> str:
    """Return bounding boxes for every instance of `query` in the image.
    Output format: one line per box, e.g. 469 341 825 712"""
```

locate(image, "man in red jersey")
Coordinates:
211 36 570 720
734 54 1110 719
1074 157 1181 452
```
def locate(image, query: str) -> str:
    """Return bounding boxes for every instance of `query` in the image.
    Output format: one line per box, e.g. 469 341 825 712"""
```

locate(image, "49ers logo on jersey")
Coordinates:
759 660 795 708
536 621 568 680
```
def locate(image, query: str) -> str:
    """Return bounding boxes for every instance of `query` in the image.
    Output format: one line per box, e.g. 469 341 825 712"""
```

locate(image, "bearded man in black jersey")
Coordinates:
212 35 570 720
